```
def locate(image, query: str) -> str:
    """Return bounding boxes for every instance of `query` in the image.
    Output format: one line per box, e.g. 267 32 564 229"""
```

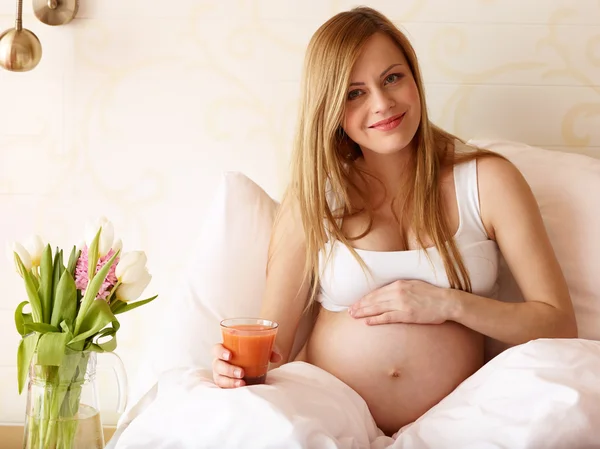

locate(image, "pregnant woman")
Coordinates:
212 6 577 437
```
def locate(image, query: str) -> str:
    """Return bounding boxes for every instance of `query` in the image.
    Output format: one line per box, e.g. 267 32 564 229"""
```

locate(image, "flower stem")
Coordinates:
107 280 122 305
26 352 90 449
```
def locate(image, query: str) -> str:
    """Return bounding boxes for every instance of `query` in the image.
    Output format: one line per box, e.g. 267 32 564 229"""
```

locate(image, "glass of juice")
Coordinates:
220 318 279 385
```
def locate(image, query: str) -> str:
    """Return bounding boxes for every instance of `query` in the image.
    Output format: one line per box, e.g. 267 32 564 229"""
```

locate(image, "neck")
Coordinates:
357 142 416 202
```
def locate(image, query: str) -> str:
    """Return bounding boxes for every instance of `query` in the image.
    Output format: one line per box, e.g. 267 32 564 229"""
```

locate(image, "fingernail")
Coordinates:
234 369 242 378
222 352 230 361
235 380 243 387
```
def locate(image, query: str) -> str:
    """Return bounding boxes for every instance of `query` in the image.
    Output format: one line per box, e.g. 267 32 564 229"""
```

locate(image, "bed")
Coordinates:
106 139 600 449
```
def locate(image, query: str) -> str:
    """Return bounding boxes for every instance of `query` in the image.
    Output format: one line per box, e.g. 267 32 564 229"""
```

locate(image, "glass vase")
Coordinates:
23 348 127 449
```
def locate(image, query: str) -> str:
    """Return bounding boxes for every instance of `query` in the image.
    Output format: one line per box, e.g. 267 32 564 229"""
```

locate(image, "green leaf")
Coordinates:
37 332 70 366
69 339 85 352
94 312 120 351
14 301 29 336
96 324 118 340
70 299 116 345
97 331 118 352
23 314 32 330
87 343 105 353
59 320 73 335
66 245 80 277
30 272 39 292
52 248 65 302
74 250 119 335
111 295 158 315
39 244 54 324
98 336 117 352
15 256 43 323
51 270 77 328
110 299 125 314
24 323 59 334
88 228 102 283
17 333 39 394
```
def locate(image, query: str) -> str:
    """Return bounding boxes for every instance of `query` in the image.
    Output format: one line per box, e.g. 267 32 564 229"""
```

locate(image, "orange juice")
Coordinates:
220 319 278 385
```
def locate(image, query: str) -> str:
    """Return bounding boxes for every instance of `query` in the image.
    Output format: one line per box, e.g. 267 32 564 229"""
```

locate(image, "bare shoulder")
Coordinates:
476 154 527 187
270 190 306 252
475 154 536 241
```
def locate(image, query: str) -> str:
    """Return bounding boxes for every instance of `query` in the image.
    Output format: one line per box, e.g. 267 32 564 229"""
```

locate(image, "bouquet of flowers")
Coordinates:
8 217 157 449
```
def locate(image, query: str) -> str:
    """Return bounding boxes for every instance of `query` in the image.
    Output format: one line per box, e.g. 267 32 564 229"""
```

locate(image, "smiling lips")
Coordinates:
369 113 406 131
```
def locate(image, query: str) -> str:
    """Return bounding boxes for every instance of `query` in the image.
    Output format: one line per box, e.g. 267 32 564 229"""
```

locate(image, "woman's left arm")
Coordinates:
448 156 577 344
349 156 578 344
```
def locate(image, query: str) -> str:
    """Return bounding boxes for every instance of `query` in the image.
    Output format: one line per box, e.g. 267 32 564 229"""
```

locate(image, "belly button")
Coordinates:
390 369 401 378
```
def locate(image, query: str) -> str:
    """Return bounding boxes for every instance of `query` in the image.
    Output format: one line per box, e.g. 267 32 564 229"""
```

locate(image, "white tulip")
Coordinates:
115 251 148 284
6 242 32 276
112 238 123 254
84 217 118 257
24 235 44 267
115 269 152 302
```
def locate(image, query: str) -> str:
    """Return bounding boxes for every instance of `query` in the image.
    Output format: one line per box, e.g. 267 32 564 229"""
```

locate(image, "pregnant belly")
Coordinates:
303 307 484 436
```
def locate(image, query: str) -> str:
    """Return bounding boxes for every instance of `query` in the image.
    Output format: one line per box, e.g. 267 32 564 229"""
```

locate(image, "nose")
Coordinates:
370 88 395 114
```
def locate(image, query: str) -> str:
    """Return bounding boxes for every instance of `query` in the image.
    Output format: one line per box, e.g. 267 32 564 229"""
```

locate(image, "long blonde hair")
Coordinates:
284 7 498 304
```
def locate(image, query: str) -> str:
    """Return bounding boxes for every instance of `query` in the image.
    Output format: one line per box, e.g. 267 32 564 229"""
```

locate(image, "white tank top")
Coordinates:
317 156 500 312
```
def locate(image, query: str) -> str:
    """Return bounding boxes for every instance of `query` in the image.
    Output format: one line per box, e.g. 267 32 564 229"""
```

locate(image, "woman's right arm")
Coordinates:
212 191 311 387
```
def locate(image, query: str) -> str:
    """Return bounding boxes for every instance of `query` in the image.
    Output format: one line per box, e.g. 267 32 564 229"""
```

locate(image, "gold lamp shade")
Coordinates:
0 0 42 72
0 28 42 72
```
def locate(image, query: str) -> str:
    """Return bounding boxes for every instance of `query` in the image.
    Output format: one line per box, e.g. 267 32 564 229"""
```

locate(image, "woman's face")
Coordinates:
342 33 421 157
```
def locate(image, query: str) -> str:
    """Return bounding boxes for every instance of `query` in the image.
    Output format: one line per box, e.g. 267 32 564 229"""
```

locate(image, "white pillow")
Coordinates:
469 139 600 358
130 172 279 405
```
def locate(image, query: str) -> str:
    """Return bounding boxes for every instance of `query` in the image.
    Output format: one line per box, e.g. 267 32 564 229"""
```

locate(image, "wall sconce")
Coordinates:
0 0 78 72
34 0 78 26
0 0 42 71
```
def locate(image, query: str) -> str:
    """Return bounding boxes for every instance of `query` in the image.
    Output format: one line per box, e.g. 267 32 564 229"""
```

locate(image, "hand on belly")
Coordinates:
348 279 454 326
305 307 484 435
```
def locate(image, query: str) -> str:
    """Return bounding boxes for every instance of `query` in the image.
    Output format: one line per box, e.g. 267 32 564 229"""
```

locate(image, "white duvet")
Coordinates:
107 339 600 449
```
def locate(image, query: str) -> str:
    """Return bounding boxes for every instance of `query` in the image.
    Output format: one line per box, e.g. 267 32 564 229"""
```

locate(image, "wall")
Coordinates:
1 0 599 425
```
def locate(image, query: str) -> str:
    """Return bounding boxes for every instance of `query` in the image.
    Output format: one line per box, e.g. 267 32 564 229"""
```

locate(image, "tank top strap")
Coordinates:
453 158 490 241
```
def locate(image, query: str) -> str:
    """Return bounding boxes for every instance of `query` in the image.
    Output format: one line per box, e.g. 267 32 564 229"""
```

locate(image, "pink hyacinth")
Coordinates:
74 246 119 301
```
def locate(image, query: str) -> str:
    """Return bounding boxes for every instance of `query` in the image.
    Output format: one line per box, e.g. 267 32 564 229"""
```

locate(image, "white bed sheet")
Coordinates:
107 338 600 449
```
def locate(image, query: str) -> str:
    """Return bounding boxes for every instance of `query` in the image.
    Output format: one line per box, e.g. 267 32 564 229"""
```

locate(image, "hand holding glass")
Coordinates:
219 318 279 385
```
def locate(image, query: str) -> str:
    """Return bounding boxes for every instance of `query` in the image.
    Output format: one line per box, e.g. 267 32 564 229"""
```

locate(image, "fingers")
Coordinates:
349 301 392 318
214 374 246 388
212 343 231 361
364 311 401 325
212 358 246 388
352 280 405 310
354 291 378 308
350 296 375 313
212 344 245 389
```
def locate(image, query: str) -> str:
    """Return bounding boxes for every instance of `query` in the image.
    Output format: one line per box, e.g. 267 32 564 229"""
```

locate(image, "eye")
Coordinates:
347 89 363 101
384 73 404 85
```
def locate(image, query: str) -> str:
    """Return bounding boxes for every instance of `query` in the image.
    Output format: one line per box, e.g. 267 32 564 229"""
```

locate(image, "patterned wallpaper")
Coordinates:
0 0 598 425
